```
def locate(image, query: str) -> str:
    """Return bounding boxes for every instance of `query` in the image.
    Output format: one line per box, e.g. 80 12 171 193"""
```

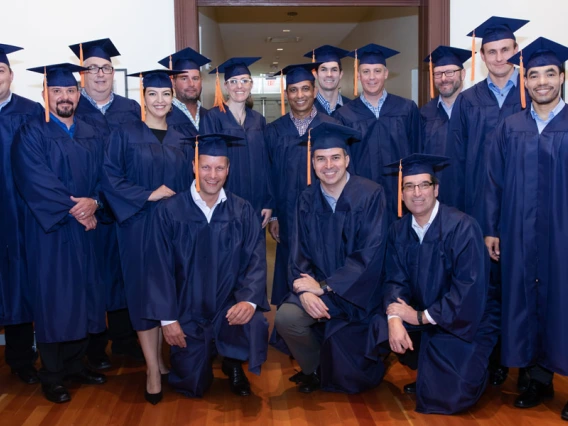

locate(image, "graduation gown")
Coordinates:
202 106 273 218
144 189 269 397
0 94 43 325
273 175 388 394
265 112 339 306
102 121 194 330
11 116 106 343
369 203 498 414
333 94 419 224
166 103 208 139
485 106 568 376
314 94 351 116
75 93 141 311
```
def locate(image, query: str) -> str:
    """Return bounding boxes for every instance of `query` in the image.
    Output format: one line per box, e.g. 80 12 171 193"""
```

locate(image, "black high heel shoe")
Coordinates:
144 389 163 405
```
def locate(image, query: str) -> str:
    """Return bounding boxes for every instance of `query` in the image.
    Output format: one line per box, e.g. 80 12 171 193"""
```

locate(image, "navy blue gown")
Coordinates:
273 175 388 394
314 94 351 116
368 203 499 414
166 103 208 139
11 116 106 343
265 112 338 306
485 106 568 376
333 94 419 224
75 93 141 311
144 189 269 397
102 121 194 331
0 94 42 325
202 106 273 219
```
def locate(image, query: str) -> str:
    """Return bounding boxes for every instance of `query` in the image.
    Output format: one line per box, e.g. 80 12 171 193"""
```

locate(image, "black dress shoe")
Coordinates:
65 369 107 385
11 366 40 384
514 380 554 408
112 340 145 362
221 359 251 396
517 367 531 392
87 353 112 370
403 381 417 394
42 383 71 404
144 389 163 405
289 370 308 383
298 372 321 393
561 401 568 421
489 365 509 386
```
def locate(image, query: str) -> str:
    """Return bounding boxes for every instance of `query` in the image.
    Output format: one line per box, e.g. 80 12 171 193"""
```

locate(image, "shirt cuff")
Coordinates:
246 302 257 310
424 309 436 325
387 315 401 321
161 320 177 326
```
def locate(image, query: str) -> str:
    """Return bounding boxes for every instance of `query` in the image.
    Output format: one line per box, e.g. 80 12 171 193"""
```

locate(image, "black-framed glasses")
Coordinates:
433 69 461 79
86 65 114 75
227 78 252 86
402 182 434 192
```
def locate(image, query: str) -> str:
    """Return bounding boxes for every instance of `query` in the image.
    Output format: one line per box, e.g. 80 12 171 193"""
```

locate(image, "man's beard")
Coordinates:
177 91 200 104
56 102 75 118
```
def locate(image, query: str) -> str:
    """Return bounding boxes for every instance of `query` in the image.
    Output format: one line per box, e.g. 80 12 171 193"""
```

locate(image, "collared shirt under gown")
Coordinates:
369 203 498 414
333 94 419 225
75 92 141 311
485 106 568 376
273 175 388 394
314 93 350 116
166 102 208 139
144 189 269 397
102 120 194 331
266 112 339 306
11 116 106 343
0 94 42 325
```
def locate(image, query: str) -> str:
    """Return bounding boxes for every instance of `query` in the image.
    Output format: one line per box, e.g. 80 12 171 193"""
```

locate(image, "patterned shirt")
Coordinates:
81 88 114 115
316 91 343 115
487 68 518 109
0 92 13 113
360 90 388 119
173 98 201 131
290 105 317 136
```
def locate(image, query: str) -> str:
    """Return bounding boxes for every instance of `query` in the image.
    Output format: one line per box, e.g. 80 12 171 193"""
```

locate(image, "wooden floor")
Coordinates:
1 239 566 425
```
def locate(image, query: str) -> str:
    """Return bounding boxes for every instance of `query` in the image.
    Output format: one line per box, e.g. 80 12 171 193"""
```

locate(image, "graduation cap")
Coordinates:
508 37 568 110
386 153 449 217
158 47 211 71
303 45 349 65
208 57 261 113
466 16 529 81
0 43 23 66
193 133 244 192
127 69 184 122
347 43 400 97
424 46 471 99
300 122 361 185
28 63 87 123
273 63 321 117
69 38 120 88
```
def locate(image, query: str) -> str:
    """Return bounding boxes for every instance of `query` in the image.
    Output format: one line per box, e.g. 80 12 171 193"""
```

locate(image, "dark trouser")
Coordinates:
86 308 137 359
398 330 423 371
528 364 554 385
37 338 88 385
4 322 37 370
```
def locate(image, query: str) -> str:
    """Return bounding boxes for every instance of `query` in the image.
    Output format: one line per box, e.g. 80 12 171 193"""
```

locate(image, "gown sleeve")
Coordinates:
484 121 506 238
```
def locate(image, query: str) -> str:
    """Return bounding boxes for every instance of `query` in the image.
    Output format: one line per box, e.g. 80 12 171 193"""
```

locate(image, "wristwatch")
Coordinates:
417 310 424 325
321 282 332 294
94 199 102 210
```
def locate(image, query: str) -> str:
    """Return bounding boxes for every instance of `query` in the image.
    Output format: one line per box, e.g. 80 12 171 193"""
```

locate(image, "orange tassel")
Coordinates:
519 51 526 109
169 55 173 70
43 67 49 123
79 43 85 88
213 68 226 113
397 159 403 218
471 31 476 81
429 55 435 99
194 136 200 192
307 128 312 186
353 49 358 97
312 49 315 63
280 71 285 116
139 73 146 122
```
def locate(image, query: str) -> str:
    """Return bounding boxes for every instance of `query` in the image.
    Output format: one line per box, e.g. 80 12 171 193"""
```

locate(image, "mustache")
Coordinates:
56 100 73 106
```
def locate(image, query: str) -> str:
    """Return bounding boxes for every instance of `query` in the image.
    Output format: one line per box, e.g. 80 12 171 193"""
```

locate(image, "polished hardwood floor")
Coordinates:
0 239 566 425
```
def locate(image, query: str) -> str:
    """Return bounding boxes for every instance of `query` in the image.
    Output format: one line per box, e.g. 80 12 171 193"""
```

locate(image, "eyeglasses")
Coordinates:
433 69 462 79
402 182 434 192
85 65 114 75
227 78 252 86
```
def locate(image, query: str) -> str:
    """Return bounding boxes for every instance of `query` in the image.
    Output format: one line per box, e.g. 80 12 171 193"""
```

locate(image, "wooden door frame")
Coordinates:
174 0 449 106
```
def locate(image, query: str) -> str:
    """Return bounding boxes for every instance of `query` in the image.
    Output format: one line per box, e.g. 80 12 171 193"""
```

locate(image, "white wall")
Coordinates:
450 0 568 89
3 0 176 103
198 7 227 109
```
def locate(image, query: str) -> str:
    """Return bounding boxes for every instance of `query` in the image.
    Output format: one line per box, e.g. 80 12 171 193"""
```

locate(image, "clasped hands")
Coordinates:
293 273 330 320
69 196 98 231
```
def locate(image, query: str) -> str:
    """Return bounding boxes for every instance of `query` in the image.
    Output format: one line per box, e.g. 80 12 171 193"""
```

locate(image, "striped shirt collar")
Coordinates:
81 88 114 115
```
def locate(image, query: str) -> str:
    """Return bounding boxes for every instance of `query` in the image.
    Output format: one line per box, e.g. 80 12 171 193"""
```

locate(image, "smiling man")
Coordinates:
273 122 388 395
485 38 568 421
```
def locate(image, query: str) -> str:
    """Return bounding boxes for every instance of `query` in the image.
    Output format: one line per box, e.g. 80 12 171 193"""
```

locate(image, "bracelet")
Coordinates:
268 217 278 222
417 310 423 325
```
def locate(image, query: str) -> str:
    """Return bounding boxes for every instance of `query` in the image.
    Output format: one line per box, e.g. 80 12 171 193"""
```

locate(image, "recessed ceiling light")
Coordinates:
283 29 290 33
273 61 279 64
277 48 284 51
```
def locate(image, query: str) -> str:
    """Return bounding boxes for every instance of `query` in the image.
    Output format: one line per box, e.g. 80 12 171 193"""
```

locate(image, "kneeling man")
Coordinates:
144 134 269 398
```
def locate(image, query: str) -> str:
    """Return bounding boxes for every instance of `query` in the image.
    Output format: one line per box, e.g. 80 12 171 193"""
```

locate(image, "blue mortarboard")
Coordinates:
424 45 472 68
387 153 449 178
127 69 183 88
0 43 23 66
209 57 261 81
509 37 568 70
28 63 86 86
275 63 321 86
69 38 120 62
348 43 399 66
306 122 361 152
158 47 211 71
303 45 349 65
196 133 244 157
467 16 529 45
